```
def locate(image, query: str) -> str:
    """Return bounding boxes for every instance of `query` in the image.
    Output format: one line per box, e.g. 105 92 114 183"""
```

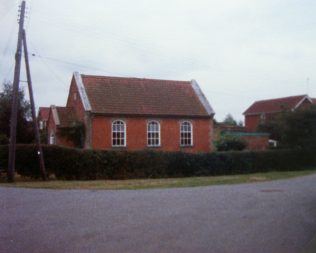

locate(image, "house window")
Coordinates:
180 121 193 146
260 113 266 123
147 121 160 147
39 121 43 130
49 133 55 145
112 120 126 147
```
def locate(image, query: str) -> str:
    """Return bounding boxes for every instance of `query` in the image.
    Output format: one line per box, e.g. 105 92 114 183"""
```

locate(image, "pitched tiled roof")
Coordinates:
55 107 78 128
80 75 213 117
38 107 50 121
243 95 313 115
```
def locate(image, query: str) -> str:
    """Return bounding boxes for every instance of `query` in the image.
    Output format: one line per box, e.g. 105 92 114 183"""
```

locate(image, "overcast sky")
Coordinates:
1 0 316 122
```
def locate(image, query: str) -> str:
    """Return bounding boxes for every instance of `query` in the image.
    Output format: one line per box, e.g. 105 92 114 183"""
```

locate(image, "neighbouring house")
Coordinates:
38 107 50 131
46 72 215 153
243 95 316 132
47 105 80 147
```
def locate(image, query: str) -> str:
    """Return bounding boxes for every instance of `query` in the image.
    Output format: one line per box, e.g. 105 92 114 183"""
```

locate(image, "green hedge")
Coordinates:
0 145 316 180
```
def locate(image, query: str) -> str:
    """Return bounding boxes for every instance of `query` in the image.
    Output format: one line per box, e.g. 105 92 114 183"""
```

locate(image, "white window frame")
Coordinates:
39 120 44 130
112 120 126 147
180 121 193 147
49 132 55 145
260 113 266 123
147 120 161 147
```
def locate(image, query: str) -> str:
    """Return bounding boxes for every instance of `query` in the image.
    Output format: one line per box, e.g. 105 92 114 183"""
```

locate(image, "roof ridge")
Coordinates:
254 94 308 103
81 74 191 84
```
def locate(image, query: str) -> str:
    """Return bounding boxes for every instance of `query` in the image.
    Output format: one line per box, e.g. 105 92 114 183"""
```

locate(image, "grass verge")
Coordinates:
0 170 315 190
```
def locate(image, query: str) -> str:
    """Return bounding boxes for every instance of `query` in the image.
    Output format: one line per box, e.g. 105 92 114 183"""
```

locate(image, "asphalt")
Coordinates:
1 174 316 253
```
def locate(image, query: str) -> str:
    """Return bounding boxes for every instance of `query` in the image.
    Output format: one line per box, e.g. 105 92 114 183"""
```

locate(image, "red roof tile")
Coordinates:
81 75 212 117
243 95 313 115
38 107 50 121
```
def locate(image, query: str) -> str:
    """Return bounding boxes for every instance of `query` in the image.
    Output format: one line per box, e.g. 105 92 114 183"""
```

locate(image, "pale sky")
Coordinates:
1 0 316 122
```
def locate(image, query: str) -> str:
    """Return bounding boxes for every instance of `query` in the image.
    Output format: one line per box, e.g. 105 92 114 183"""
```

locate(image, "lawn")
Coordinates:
0 170 315 190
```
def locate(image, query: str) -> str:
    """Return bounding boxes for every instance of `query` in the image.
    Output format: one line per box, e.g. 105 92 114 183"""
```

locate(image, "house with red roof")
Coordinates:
243 95 315 132
38 107 50 130
47 105 80 146
46 72 215 152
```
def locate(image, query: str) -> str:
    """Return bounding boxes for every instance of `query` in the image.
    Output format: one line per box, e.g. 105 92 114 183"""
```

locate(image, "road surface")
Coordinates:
1 174 316 253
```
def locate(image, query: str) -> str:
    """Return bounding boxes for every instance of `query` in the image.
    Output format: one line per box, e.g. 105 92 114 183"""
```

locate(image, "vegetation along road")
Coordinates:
1 173 316 253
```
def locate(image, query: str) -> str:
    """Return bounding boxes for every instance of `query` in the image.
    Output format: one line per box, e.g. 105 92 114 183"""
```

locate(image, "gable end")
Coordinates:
294 95 313 110
191 79 215 116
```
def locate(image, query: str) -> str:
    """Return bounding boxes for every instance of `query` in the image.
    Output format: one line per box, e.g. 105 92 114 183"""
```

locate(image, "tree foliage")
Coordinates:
223 114 237 126
258 107 316 149
57 122 85 148
0 82 33 144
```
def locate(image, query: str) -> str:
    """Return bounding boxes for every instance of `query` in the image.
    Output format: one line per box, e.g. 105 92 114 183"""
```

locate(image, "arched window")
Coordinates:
147 121 160 147
180 121 193 146
112 120 126 147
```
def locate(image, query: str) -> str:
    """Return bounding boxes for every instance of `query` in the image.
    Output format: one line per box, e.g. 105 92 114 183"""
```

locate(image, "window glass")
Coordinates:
112 120 126 147
180 121 192 146
147 121 160 147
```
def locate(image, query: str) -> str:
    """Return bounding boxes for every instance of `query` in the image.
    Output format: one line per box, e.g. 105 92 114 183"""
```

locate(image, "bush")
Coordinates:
215 135 247 151
0 144 51 178
0 134 8 145
0 145 316 180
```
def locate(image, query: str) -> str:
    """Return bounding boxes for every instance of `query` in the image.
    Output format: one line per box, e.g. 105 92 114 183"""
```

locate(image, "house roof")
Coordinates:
243 95 314 115
50 106 78 128
38 107 50 121
75 73 214 118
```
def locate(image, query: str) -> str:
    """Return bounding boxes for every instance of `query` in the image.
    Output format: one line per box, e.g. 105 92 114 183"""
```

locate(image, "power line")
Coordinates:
29 50 130 77
34 17 205 69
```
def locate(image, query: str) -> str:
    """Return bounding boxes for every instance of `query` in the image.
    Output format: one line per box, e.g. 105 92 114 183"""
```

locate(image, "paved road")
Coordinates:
1 174 316 253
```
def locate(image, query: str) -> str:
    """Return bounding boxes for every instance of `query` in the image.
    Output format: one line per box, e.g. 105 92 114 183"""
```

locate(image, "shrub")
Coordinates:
0 134 8 145
0 145 315 180
215 135 247 151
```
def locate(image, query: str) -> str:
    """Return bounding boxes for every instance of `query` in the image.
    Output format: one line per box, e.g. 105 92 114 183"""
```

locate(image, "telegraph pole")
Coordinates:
8 1 47 181
8 1 26 182
22 30 47 180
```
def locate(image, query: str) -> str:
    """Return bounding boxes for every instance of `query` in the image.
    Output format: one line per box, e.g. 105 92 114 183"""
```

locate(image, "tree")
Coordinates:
223 114 237 126
258 107 316 149
257 120 282 141
0 82 33 144
237 120 243 127
280 107 316 149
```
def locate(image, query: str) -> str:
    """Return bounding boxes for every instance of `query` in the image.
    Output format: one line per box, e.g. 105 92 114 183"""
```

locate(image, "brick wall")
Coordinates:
241 135 269 151
91 116 213 153
245 114 260 132
66 78 85 121
47 109 76 148
46 111 56 145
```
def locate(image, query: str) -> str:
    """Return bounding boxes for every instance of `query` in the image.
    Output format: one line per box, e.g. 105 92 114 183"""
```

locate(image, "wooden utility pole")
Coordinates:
22 30 47 180
8 1 47 182
8 1 26 182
